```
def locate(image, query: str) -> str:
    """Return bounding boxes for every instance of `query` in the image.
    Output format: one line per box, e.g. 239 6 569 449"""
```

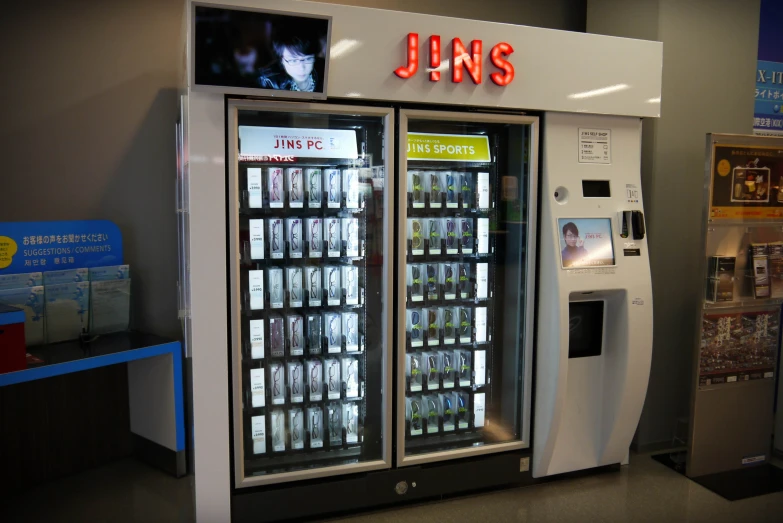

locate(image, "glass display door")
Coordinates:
397 109 538 466
228 101 393 487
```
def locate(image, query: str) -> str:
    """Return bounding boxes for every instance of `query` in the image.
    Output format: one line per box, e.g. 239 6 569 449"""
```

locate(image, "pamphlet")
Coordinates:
749 243 770 298
44 268 88 285
88 265 129 282
0 286 45 345
90 279 130 335
0 272 42 290
45 281 90 343
768 243 783 298
706 256 735 302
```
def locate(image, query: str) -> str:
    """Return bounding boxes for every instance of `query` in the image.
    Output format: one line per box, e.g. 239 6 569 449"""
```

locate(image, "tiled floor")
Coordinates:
0 459 194 523
331 453 783 523
1 452 781 522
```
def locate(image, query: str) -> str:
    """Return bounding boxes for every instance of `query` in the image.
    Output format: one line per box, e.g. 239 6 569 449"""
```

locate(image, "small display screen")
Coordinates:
558 218 615 268
193 5 330 96
582 180 611 197
568 301 604 359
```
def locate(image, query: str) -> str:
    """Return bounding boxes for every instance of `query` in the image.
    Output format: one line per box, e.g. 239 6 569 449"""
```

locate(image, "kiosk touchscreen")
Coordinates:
533 112 653 478
558 218 615 268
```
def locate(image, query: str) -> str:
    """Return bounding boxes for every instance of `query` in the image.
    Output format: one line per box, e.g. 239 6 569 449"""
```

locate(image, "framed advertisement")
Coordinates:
698 309 779 387
708 141 783 220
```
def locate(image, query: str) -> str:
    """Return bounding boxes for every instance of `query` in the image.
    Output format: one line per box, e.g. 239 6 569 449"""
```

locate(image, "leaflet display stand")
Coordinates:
687 134 783 489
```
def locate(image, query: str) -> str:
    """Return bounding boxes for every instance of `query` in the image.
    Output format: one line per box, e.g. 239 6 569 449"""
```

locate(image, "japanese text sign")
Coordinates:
0 221 123 275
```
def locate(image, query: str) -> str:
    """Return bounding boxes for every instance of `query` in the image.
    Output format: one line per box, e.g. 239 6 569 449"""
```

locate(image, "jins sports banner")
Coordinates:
406 133 491 162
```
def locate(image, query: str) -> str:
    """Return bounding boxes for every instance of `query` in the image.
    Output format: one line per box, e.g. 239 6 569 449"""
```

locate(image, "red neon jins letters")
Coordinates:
394 33 419 79
452 38 482 84
429 35 441 82
490 42 515 86
393 34 514 86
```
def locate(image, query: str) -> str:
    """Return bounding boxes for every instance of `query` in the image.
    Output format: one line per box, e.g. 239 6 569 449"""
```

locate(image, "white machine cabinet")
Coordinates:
178 0 662 519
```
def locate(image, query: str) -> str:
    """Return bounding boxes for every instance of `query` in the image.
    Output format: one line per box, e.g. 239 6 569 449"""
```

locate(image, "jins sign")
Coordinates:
394 33 514 86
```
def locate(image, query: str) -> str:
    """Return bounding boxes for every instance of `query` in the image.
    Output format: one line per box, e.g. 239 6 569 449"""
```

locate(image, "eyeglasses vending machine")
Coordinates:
227 101 394 486
180 1 662 521
396 110 537 466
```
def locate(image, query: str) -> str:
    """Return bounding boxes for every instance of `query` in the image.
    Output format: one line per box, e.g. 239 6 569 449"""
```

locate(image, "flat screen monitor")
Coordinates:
558 218 615 268
193 4 331 99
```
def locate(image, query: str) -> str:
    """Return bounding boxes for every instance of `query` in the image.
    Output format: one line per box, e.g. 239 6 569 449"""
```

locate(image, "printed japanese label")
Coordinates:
249 270 264 310
476 263 488 299
247 168 263 209
475 307 487 343
477 172 490 209
578 128 611 164
477 218 489 254
249 319 264 359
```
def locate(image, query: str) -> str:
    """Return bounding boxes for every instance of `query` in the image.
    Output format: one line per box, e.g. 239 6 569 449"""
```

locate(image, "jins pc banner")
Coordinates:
754 0 783 136
238 126 358 161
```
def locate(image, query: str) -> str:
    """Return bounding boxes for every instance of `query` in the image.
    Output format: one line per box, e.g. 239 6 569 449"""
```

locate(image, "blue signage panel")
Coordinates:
0 220 123 275
754 0 783 135
755 60 783 133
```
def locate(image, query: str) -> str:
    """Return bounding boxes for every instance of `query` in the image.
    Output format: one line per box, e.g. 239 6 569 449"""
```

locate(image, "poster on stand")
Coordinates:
708 144 783 220
699 309 779 386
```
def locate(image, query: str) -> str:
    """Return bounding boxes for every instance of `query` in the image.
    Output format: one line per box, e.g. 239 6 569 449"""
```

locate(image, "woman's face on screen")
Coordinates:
281 48 315 82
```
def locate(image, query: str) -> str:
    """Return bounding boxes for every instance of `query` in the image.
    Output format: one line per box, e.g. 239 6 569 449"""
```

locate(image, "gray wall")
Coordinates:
587 0 760 449
311 0 586 29
0 0 184 338
0 0 584 340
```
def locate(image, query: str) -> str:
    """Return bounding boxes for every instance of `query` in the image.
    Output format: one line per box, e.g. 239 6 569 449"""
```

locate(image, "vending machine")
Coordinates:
179 1 662 521
396 110 536 467
226 102 394 487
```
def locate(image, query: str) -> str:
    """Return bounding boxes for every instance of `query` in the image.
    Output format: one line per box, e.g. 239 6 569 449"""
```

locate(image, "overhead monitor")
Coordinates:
192 4 331 99
558 218 615 268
